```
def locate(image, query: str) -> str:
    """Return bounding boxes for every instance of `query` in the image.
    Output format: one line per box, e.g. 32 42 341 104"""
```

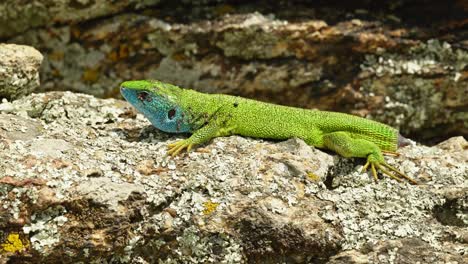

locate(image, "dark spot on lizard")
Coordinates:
137 91 151 102
221 114 232 126
168 109 176 120
233 102 239 107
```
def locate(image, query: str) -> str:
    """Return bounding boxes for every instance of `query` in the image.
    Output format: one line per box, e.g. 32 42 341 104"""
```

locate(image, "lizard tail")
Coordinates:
398 133 411 148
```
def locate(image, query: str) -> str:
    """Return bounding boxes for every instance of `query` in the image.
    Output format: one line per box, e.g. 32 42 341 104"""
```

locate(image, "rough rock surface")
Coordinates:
0 92 466 263
0 0 162 39
0 44 43 100
7 1 468 143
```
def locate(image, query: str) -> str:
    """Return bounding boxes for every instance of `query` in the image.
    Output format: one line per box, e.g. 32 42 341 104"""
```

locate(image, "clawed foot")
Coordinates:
362 160 418 185
167 140 194 156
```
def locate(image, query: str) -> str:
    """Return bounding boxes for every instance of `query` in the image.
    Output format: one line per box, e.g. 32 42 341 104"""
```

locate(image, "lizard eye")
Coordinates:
137 91 151 102
168 109 176 120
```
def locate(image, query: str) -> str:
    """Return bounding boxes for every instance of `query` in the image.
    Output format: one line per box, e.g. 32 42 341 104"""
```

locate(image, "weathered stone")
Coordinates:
73 177 145 212
0 44 43 100
0 92 466 262
0 114 44 141
1 1 467 262
0 0 162 39
328 238 468 264
9 6 466 142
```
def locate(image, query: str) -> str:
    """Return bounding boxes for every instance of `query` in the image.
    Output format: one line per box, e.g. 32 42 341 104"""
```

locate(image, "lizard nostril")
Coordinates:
168 109 176 119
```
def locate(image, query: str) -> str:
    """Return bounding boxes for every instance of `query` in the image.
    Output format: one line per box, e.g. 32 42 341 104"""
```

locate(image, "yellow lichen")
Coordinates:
307 171 320 181
202 201 219 215
1 233 28 253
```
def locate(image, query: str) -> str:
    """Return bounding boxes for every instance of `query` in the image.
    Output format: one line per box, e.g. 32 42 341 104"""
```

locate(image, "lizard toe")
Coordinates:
167 140 194 156
363 154 418 184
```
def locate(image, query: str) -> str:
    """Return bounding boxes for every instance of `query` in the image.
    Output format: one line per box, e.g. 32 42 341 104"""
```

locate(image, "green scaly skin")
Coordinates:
120 80 417 184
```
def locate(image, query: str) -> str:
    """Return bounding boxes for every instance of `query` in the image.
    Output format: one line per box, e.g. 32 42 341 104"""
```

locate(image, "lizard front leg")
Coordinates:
167 119 232 156
322 131 417 184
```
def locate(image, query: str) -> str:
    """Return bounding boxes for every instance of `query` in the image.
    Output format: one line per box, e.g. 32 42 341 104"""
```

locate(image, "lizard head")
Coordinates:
120 80 192 133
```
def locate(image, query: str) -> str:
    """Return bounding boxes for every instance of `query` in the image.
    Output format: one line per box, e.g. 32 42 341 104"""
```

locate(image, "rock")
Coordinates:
73 177 145 212
29 139 74 158
0 44 43 100
0 92 466 262
9 2 467 143
0 0 162 39
328 238 467 264
0 114 44 141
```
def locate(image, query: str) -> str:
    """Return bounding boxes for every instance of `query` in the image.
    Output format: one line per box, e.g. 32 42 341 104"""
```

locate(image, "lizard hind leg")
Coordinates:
323 131 418 184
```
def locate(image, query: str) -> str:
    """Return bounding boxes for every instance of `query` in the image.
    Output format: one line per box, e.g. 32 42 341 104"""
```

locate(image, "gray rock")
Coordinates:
29 139 74 158
0 0 162 39
73 177 145 211
0 114 44 141
0 92 466 262
328 238 467 264
9 10 466 143
0 44 43 100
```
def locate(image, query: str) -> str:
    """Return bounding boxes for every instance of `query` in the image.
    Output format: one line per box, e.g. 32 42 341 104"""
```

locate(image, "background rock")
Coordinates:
0 44 43 100
0 1 467 262
0 92 466 263
4 0 467 143
328 238 468 264
0 0 162 39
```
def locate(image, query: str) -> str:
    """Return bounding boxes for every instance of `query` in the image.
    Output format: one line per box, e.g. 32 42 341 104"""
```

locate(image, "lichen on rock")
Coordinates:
0 92 466 262
0 44 43 100
1 1 467 262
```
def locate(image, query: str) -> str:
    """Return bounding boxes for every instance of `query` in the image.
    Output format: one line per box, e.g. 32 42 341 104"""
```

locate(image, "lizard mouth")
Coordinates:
120 87 127 96
120 86 137 104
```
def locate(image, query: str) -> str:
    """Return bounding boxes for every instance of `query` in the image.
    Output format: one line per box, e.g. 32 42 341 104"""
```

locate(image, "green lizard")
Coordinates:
120 80 417 184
